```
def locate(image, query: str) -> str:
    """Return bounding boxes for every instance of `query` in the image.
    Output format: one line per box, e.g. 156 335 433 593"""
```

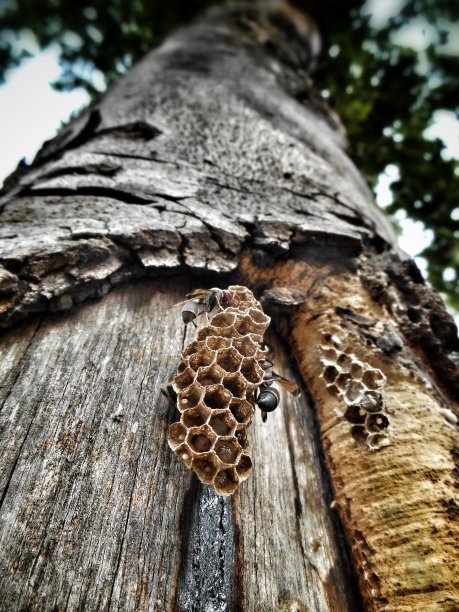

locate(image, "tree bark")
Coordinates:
0 2 458 610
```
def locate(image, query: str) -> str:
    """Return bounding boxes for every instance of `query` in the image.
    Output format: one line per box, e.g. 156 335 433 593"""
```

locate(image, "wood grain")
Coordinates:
0 279 359 610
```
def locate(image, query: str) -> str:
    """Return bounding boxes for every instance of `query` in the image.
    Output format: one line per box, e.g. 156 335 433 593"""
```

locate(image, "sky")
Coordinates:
0 4 458 322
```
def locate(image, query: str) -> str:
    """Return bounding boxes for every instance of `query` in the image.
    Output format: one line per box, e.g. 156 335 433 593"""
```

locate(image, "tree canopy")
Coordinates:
1 0 458 309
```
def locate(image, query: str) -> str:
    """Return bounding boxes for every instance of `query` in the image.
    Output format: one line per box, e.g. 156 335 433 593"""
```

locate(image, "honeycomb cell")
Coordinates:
323 365 339 384
240 358 263 385
209 411 237 436
236 454 252 481
367 432 391 450
350 425 367 448
247 307 270 325
222 372 247 398
362 368 386 390
215 437 241 465
168 422 188 449
216 347 243 373
192 453 220 484
344 405 366 425
234 314 262 336
345 380 365 404
365 412 390 433
198 325 239 340
206 336 232 351
336 352 353 370
197 364 225 387
229 399 254 428
188 347 215 370
182 405 210 428
214 468 239 496
336 372 351 391
186 425 216 453
361 390 384 413
204 386 232 410
176 362 187 374
182 340 205 359
235 429 249 450
178 383 203 410
175 443 193 467
211 312 236 327
231 336 258 357
321 346 338 362
173 367 195 391
350 361 364 379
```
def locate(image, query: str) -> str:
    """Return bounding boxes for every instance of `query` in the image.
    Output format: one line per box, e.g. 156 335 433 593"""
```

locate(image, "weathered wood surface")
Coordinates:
0 278 360 610
0 2 396 330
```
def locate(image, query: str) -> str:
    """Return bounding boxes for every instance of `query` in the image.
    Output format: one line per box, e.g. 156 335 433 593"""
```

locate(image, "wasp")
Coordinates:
255 358 300 422
179 288 235 327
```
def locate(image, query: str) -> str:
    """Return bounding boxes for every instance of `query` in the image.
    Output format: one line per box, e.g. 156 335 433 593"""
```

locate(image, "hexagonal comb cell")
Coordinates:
248 307 269 325
206 336 232 351
209 411 237 436
215 437 241 465
197 364 224 387
204 386 232 410
365 412 390 433
175 443 193 467
192 453 220 484
181 340 205 359
182 405 210 428
198 325 239 340
350 361 364 379
222 372 247 398
336 352 353 371
186 425 216 453
236 454 252 481
362 369 386 390
232 336 258 357
234 315 259 336
323 365 339 384
361 390 384 413
344 405 366 425
211 312 236 328
344 381 365 404
214 468 239 496
321 346 338 362
188 347 215 370
367 432 391 450
168 423 188 449
240 358 263 385
229 399 254 428
350 425 367 448
336 372 351 392
173 367 196 391
216 347 243 373
178 383 203 411
235 429 249 450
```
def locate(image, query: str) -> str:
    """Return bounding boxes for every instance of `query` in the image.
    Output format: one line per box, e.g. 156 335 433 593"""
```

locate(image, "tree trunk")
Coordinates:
0 2 458 610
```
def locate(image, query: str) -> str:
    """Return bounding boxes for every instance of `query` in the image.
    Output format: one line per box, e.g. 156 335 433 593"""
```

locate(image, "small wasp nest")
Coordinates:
320 332 391 450
168 286 270 495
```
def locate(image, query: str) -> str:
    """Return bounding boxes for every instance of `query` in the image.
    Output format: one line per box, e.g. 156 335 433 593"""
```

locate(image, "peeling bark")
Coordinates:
0 1 458 610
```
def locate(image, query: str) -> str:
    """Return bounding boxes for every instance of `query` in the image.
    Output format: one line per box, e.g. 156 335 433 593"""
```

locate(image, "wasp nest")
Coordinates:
168 286 270 495
320 331 391 450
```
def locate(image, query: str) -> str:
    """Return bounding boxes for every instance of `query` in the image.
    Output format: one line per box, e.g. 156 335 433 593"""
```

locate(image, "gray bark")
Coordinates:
0 2 458 611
